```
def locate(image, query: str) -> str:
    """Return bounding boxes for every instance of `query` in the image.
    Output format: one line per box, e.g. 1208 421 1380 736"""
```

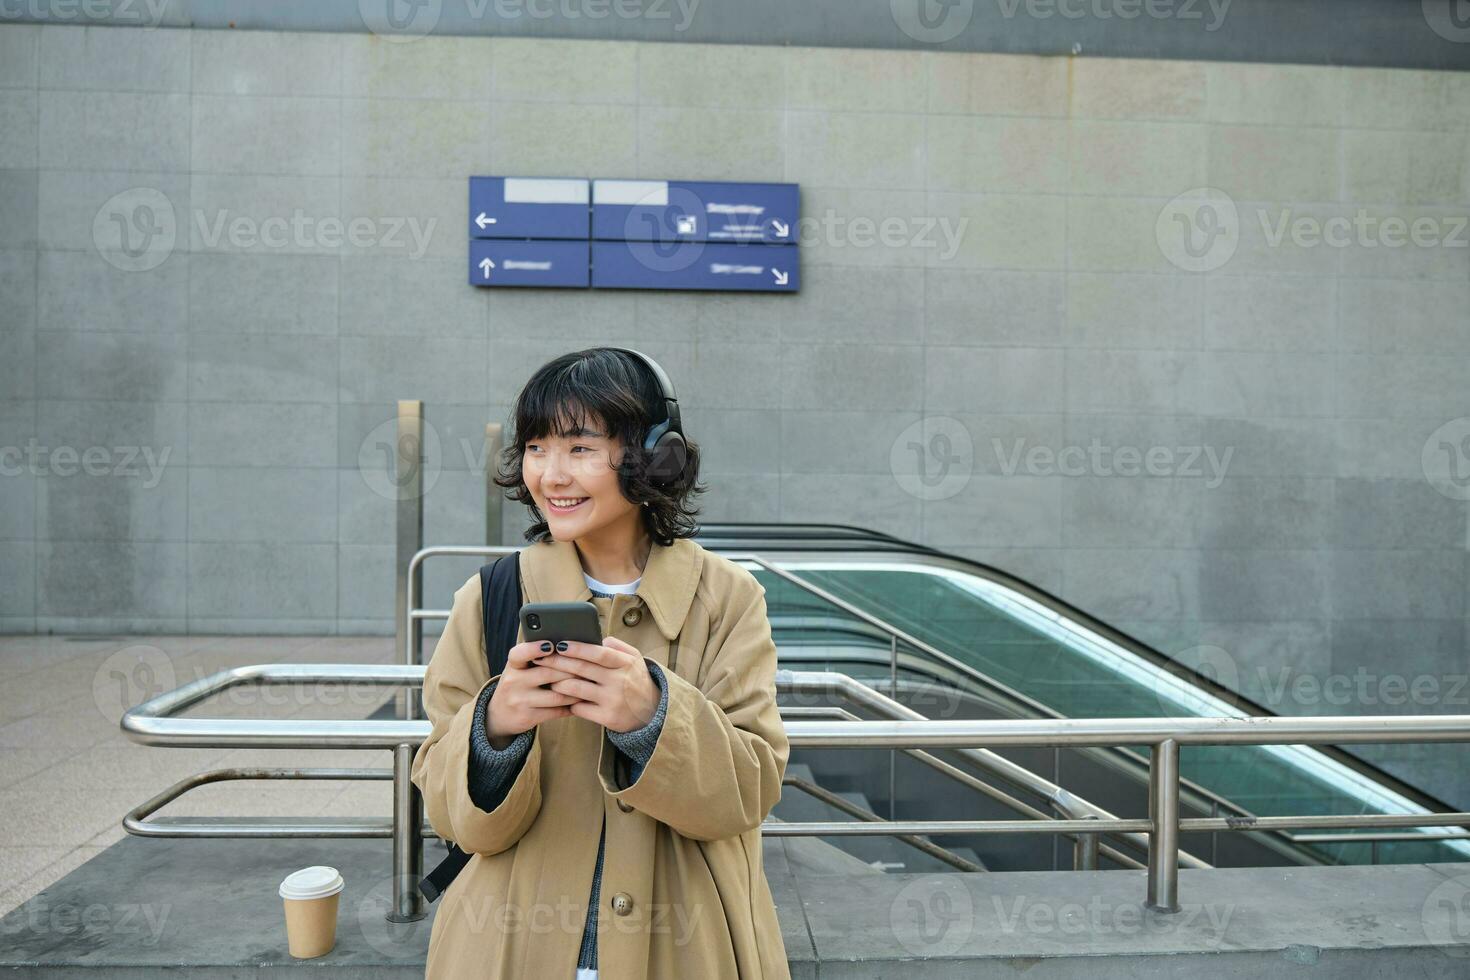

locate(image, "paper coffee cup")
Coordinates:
279 865 344 959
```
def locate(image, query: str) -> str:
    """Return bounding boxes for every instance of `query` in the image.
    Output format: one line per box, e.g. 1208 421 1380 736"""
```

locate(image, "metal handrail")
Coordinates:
120 661 1470 915
697 526 1468 827
403 545 1216 869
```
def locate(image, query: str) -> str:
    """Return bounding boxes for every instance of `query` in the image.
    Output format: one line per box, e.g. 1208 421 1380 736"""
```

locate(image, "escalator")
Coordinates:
697 522 1470 871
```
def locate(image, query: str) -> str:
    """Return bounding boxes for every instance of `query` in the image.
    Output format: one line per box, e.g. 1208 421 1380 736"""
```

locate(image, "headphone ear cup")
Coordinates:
648 432 688 486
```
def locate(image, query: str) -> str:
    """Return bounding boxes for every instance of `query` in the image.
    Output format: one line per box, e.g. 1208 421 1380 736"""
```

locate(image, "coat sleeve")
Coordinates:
596 577 788 841
410 572 543 857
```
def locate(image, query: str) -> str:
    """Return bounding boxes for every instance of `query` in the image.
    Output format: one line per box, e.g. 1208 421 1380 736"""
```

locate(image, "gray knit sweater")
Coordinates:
466 646 670 971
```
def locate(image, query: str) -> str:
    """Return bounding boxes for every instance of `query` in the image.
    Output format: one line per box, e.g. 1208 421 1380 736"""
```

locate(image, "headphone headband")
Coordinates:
604 346 687 486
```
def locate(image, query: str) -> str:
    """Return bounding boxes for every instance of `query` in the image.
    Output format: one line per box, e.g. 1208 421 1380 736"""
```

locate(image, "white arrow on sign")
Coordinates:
476 213 497 229
479 258 495 279
772 269 789 286
771 219 790 238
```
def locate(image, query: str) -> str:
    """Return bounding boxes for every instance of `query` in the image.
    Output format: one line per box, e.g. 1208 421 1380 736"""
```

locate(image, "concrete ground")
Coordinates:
0 633 403 919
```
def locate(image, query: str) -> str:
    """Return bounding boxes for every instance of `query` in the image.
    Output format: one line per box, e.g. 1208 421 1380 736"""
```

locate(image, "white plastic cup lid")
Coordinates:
279 865 344 901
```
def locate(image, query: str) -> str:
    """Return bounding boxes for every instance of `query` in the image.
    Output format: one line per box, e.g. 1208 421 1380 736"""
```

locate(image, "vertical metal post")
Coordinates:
888 633 896 821
390 743 425 922
392 401 426 923
1073 814 1100 871
1146 738 1181 913
484 422 504 547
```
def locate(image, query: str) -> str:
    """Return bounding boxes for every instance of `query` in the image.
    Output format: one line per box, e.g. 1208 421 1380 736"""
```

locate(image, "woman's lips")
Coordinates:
547 497 588 514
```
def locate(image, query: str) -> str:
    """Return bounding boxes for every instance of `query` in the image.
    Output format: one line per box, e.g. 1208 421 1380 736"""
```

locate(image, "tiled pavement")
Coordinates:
0 634 410 918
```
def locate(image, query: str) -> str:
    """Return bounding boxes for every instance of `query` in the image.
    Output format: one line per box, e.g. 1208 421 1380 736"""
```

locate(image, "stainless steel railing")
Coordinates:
119 658 1470 920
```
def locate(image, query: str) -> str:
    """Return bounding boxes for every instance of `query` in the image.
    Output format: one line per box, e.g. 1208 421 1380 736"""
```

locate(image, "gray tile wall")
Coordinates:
1 25 1468 795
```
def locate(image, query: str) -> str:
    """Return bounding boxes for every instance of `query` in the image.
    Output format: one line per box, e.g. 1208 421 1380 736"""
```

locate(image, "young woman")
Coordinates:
410 347 792 979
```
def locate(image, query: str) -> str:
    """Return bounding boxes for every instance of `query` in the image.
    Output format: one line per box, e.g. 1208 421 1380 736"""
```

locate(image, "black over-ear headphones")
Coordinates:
605 347 688 487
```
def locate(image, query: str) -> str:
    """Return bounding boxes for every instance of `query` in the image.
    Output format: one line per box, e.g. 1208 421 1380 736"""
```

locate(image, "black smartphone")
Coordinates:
519 602 603 683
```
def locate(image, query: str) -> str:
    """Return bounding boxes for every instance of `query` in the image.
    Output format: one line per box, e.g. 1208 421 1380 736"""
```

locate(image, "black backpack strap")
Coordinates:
418 551 522 905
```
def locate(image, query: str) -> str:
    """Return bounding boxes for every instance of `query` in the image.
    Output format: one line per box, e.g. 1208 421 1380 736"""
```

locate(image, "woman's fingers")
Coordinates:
528 688 581 708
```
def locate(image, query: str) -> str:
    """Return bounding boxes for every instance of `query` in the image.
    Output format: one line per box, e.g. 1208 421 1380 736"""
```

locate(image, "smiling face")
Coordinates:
522 410 639 543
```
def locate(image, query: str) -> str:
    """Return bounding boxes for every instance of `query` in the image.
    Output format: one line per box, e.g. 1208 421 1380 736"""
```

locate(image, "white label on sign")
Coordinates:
504 260 553 271
503 178 589 205
707 203 766 215
711 263 763 275
594 180 669 206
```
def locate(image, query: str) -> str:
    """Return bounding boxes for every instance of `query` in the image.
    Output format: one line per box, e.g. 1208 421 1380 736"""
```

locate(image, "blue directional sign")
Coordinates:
591 241 798 292
592 180 798 245
469 240 589 288
468 177 589 240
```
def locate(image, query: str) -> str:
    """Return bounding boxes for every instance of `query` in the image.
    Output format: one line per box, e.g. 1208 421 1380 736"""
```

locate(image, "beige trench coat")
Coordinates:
410 535 792 979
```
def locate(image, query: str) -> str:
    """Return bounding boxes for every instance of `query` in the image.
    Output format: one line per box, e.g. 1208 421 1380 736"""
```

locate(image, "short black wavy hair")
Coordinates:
494 347 706 546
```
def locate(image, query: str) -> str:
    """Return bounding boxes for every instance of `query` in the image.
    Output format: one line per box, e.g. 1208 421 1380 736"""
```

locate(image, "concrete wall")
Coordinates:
0 24 1468 790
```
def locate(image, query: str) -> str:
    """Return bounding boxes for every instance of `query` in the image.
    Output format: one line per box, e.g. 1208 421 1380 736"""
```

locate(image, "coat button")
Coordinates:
617 799 634 813
611 892 634 916
621 607 642 627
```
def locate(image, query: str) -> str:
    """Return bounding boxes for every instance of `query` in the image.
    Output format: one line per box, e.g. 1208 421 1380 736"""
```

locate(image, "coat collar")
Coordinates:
520 534 704 642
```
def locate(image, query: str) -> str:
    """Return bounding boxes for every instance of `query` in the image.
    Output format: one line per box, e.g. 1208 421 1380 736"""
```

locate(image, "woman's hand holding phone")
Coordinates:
484 640 582 748
535 637 661 734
